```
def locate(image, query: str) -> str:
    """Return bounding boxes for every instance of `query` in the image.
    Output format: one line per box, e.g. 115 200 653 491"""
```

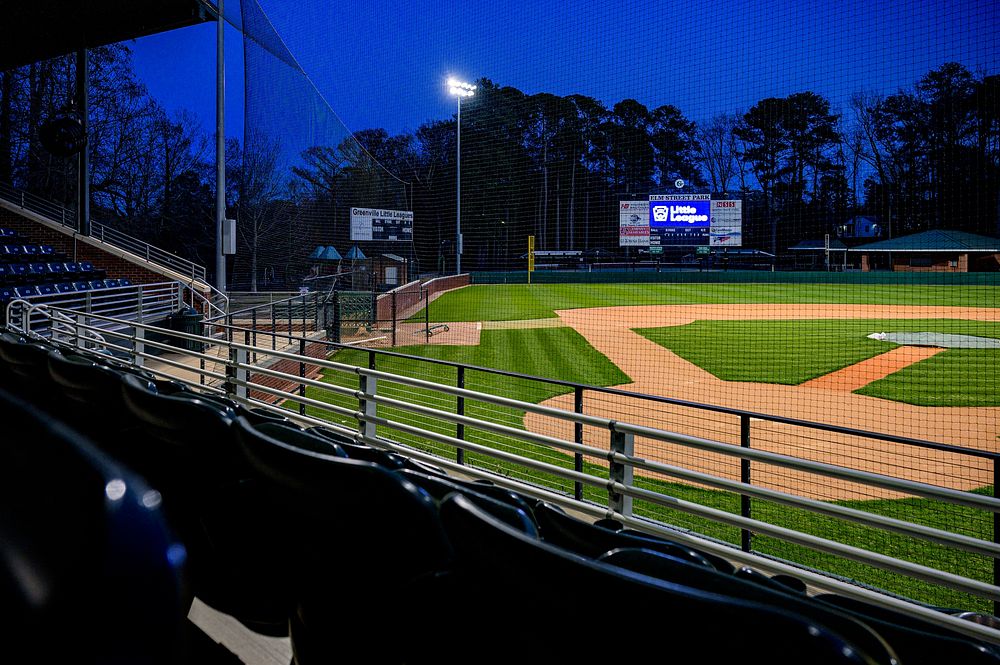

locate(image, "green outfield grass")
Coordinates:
415 283 999 322
635 319 1000 406
858 348 1000 407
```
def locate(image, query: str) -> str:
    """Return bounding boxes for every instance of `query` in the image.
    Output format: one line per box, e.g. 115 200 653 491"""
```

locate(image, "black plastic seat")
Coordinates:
398 468 538 520
233 416 453 663
434 493 876 664
532 500 734 572
0 333 58 398
0 387 188 664
120 375 291 636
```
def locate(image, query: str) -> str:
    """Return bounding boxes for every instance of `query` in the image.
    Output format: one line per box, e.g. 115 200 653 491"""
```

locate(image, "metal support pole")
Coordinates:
75 313 85 350
301 294 306 333
234 346 247 400
332 291 341 344
134 327 144 368
574 387 584 501
271 304 276 349
298 338 307 416
76 48 90 237
994 459 1000 616
287 300 292 339
741 414 753 553
358 371 377 441
456 95 462 275
251 309 257 364
609 428 634 517
424 288 430 343
214 0 226 294
391 291 397 347
456 366 466 465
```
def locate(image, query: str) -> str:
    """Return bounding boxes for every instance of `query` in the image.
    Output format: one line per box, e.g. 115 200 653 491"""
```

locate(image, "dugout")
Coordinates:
851 230 1000 272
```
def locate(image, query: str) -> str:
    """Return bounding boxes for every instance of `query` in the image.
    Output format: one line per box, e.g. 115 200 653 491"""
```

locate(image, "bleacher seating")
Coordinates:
1 330 999 663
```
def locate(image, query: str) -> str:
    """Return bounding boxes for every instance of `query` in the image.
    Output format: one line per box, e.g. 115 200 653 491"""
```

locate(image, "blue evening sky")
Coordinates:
131 0 998 140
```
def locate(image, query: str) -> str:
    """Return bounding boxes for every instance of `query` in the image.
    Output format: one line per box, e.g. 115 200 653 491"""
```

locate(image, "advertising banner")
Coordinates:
709 199 742 247
618 200 650 246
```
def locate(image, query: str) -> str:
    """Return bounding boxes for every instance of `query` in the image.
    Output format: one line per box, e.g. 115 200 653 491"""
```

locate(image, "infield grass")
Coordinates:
634 318 1000 406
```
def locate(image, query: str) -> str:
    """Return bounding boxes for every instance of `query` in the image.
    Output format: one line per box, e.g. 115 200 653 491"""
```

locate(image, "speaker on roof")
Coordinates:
39 104 86 158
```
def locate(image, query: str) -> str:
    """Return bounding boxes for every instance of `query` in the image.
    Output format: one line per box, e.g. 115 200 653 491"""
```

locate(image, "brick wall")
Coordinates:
0 207 202 287
374 273 471 322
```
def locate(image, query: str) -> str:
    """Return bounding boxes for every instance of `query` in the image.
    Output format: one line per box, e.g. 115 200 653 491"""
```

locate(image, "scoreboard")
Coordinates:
648 194 711 246
350 207 414 241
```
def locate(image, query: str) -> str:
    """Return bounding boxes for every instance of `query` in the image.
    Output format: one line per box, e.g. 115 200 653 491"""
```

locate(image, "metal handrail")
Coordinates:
0 181 208 283
14 303 1000 644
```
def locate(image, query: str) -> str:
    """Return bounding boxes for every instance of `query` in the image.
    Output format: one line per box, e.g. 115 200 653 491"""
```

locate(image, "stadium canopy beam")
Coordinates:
0 0 214 71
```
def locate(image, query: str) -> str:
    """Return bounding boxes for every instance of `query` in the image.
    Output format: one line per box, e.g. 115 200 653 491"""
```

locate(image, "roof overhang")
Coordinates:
1 0 214 71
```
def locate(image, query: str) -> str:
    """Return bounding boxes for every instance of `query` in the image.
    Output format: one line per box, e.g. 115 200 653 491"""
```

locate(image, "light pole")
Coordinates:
448 78 475 275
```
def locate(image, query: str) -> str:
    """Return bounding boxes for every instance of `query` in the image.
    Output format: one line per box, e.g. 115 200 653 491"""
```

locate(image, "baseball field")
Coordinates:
301 280 1000 610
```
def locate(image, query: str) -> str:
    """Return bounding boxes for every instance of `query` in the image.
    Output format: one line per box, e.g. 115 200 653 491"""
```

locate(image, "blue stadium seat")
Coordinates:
102 278 120 289
118 277 133 287
14 285 38 298
72 280 90 291
88 280 106 290
55 282 75 293
0 227 17 239
0 286 14 302
29 262 50 279
20 244 40 257
46 262 65 276
7 263 28 283
36 284 56 296
2 244 23 258
63 262 80 275
39 245 58 256
0 264 7 283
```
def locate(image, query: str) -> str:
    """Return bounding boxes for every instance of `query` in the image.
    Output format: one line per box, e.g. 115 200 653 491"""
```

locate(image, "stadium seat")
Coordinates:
14 285 38 298
0 387 189 665
0 333 59 398
29 262 50 279
36 283 56 296
55 282 75 293
72 280 90 292
434 493 874 664
233 415 453 661
103 278 120 288
0 286 14 302
397 468 537 518
21 244 40 257
0 227 17 239
47 261 66 277
63 261 80 275
119 276 133 286
120 375 293 636
7 263 28 283
531 500 733 572
88 279 106 290
2 244 23 258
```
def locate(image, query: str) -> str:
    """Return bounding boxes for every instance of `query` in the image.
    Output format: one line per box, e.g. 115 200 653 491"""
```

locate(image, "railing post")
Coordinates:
741 414 753 553
136 284 144 323
301 294 307 334
287 299 293 339
456 366 466 465
75 312 86 350
391 291 397 347
609 427 634 517
424 287 430 343
251 309 258 364
332 291 341 344
271 304 277 350
234 345 248 400
574 387 584 501
134 326 145 368
358 369 377 442
298 338 307 416
994 458 999 616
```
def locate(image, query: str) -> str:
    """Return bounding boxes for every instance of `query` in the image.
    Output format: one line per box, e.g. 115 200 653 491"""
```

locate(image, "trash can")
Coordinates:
166 306 204 352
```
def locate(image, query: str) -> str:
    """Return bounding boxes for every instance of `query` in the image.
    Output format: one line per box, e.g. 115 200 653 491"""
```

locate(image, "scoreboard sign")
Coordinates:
618 200 650 247
649 194 711 246
350 207 414 241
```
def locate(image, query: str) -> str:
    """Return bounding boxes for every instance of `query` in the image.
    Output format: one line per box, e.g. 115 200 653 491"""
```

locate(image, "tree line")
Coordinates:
0 44 996 288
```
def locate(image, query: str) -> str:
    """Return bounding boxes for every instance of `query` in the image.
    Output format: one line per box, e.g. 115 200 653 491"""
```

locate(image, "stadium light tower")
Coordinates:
448 77 475 275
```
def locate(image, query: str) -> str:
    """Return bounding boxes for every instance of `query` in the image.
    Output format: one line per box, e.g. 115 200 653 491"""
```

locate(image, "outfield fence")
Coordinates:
11 301 1000 630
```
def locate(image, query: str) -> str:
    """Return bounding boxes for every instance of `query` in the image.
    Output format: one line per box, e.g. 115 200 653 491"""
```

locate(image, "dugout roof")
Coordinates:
850 230 1000 253
0 0 215 71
